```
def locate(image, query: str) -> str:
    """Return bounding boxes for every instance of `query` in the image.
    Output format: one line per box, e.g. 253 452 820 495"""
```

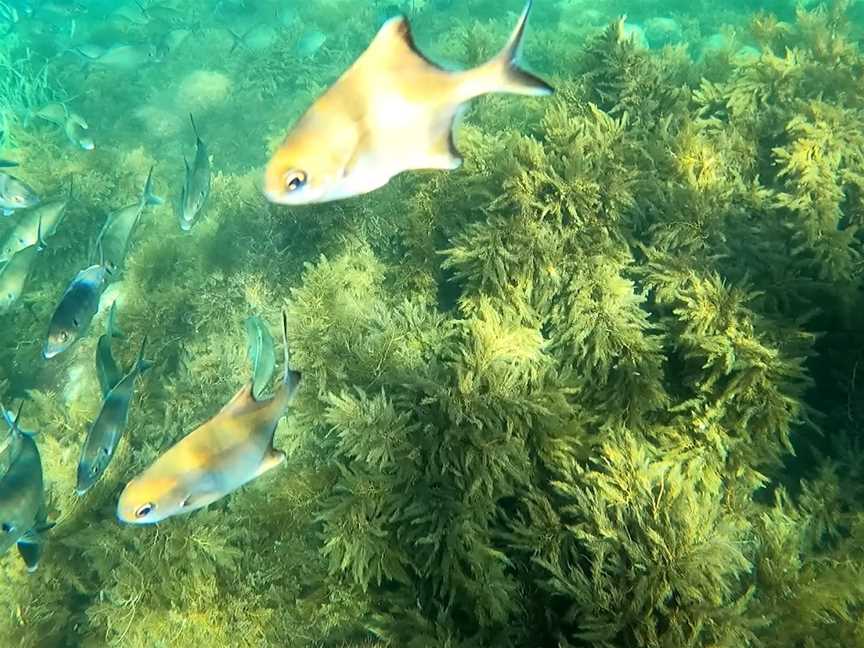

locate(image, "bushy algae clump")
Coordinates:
2 1 864 647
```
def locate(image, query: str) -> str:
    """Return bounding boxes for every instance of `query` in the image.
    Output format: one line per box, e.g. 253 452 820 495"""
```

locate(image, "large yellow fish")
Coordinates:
264 0 552 205
117 314 300 524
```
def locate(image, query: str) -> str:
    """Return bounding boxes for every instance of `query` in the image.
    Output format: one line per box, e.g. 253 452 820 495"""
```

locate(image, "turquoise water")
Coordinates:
2 1 864 646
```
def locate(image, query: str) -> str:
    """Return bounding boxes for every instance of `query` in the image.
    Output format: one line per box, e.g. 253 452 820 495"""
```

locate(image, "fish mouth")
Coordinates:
42 345 60 359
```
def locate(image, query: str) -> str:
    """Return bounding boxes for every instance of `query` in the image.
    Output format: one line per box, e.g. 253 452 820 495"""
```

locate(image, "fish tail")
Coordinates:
227 27 244 53
281 310 300 393
142 165 164 206
134 336 153 375
468 0 553 98
107 301 124 338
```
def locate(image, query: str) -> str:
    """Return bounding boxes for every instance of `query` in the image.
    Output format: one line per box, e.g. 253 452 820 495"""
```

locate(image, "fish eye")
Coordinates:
90 464 100 475
283 170 307 193
135 503 154 518
1 523 13 533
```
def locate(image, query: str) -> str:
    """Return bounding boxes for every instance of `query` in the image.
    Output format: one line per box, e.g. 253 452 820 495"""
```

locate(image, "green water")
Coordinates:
1 0 864 646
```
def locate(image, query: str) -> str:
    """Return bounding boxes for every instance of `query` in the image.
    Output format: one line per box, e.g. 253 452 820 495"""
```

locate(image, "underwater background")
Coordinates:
2 0 864 646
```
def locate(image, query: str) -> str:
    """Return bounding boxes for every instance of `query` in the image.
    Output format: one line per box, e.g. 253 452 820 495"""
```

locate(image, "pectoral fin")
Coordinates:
17 522 53 572
17 540 43 572
418 119 463 171
252 448 285 480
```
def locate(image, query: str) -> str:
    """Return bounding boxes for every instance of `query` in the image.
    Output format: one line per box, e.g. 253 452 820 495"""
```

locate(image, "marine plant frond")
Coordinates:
530 433 755 647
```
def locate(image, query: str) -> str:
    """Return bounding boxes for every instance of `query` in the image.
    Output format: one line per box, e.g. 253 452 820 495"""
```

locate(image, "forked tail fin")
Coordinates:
467 0 553 98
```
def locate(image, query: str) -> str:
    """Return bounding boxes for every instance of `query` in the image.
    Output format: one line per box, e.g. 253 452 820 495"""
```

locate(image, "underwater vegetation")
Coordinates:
2 0 864 646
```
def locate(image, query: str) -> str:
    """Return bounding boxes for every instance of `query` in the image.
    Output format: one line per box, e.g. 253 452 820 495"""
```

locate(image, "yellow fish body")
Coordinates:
117 315 300 524
264 0 552 205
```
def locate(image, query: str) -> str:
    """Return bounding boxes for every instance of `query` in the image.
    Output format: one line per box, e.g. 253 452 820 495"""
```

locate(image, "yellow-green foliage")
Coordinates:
3 1 864 647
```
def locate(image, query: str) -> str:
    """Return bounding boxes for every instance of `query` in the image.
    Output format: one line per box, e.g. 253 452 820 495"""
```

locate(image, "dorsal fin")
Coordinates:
365 15 444 73
219 381 255 415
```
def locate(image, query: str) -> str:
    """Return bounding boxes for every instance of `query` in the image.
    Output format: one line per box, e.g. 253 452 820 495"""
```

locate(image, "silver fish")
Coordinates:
44 264 110 359
95 166 162 274
0 172 39 216
245 315 275 400
294 30 326 58
33 102 68 126
177 114 210 232
0 219 43 313
0 180 70 264
228 23 278 53
76 338 151 495
0 404 53 572
95 301 123 398
66 43 106 62
92 44 157 71
65 113 94 151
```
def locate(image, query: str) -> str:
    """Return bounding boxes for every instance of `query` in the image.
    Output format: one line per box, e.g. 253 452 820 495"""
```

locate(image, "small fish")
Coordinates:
65 112 94 150
156 28 191 59
44 265 110 359
0 404 53 572
264 0 552 205
294 30 326 58
95 166 162 274
33 102 68 126
95 301 123 398
0 172 39 216
228 23 278 53
245 315 275 400
0 180 70 264
0 159 17 168
0 217 44 313
77 338 151 495
38 0 86 17
66 43 107 62
92 44 157 71
177 114 210 232
117 313 300 524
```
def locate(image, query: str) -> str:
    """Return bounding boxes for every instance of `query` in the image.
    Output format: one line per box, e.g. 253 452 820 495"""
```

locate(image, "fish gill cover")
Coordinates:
1 0 864 646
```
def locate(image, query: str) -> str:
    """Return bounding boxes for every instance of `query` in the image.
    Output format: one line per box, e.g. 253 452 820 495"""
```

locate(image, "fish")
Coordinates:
0 172 39 216
294 30 326 58
92 44 157 71
33 102 68 126
263 0 552 205
65 112 94 150
76 338 151 495
0 179 70 264
95 301 123 398
228 23 278 53
44 264 110 359
0 404 53 572
66 43 107 62
95 166 163 274
156 28 192 59
177 114 210 232
0 159 17 168
244 315 275 400
117 312 300 524
0 216 44 313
